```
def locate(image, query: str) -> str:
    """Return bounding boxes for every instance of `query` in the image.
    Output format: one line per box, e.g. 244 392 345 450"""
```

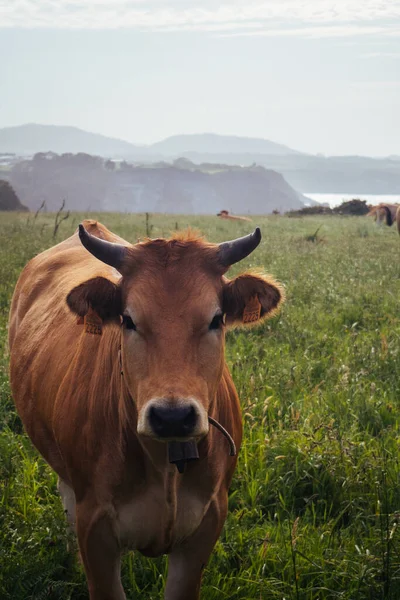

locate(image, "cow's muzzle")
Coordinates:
149 404 197 438
138 398 208 440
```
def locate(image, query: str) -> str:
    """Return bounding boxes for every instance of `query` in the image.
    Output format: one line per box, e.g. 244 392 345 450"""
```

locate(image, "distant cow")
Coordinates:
217 209 252 222
8 220 283 600
367 203 400 232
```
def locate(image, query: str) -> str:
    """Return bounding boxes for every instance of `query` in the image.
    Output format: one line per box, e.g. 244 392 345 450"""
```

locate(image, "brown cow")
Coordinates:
367 203 400 230
8 220 284 600
217 209 253 222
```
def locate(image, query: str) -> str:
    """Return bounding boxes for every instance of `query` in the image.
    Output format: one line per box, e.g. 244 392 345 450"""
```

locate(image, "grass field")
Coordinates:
1 211 400 599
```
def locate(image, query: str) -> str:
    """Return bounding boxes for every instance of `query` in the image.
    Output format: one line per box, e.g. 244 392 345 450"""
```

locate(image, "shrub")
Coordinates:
333 199 370 215
0 180 28 212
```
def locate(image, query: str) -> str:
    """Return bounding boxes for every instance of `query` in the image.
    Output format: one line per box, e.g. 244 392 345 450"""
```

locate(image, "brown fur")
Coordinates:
217 210 252 222
8 220 283 600
367 203 400 228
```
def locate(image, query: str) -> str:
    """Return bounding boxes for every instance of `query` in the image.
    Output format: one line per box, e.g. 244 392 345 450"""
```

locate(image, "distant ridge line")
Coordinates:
0 124 303 158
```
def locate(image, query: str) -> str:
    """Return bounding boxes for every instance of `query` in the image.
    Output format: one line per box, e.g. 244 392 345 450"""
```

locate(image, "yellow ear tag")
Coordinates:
243 295 262 324
84 307 102 336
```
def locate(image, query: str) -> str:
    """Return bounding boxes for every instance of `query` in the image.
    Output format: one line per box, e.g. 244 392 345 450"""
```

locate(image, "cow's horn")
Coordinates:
218 227 261 267
78 224 127 270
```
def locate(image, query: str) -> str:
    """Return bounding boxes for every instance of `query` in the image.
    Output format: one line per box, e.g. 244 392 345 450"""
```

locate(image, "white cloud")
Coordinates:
361 51 400 57
220 25 400 39
351 81 400 88
0 0 400 36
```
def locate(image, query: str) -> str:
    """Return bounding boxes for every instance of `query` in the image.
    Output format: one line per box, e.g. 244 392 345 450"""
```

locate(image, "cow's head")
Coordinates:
67 224 283 443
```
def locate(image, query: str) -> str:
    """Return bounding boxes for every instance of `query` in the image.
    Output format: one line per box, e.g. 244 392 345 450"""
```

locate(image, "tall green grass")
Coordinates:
1 212 400 599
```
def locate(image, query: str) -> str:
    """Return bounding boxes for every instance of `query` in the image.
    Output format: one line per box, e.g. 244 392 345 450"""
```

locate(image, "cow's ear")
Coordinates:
66 277 122 322
223 272 284 327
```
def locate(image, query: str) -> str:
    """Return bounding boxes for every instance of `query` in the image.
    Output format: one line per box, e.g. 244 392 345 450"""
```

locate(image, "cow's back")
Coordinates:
8 221 128 481
9 220 127 347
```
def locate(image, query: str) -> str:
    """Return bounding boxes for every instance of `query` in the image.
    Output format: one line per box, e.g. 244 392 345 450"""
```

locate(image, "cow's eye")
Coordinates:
209 314 224 331
122 315 137 331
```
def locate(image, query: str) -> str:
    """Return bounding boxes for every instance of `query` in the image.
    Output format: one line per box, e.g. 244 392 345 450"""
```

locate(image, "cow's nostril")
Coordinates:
149 404 197 438
182 406 197 433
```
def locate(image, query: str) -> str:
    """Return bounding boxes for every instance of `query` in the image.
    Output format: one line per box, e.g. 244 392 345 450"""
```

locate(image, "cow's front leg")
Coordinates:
76 501 126 600
57 478 77 552
165 494 228 600
57 478 76 530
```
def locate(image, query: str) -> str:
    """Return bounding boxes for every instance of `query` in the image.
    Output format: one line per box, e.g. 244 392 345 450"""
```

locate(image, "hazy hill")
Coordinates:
2 124 398 194
182 152 400 194
0 124 301 159
8 153 307 214
149 133 302 157
0 124 146 157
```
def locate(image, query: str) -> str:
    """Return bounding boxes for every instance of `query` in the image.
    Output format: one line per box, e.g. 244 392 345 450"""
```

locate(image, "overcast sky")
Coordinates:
1 1 399 156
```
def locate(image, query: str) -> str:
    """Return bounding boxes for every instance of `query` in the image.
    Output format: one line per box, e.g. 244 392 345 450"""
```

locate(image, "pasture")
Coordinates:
1 212 400 599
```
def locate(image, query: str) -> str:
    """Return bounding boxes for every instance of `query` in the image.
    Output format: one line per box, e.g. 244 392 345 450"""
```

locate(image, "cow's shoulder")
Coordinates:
9 222 126 348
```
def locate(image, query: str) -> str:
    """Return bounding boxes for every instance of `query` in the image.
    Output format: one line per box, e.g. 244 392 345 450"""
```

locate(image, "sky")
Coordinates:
0 1 399 156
